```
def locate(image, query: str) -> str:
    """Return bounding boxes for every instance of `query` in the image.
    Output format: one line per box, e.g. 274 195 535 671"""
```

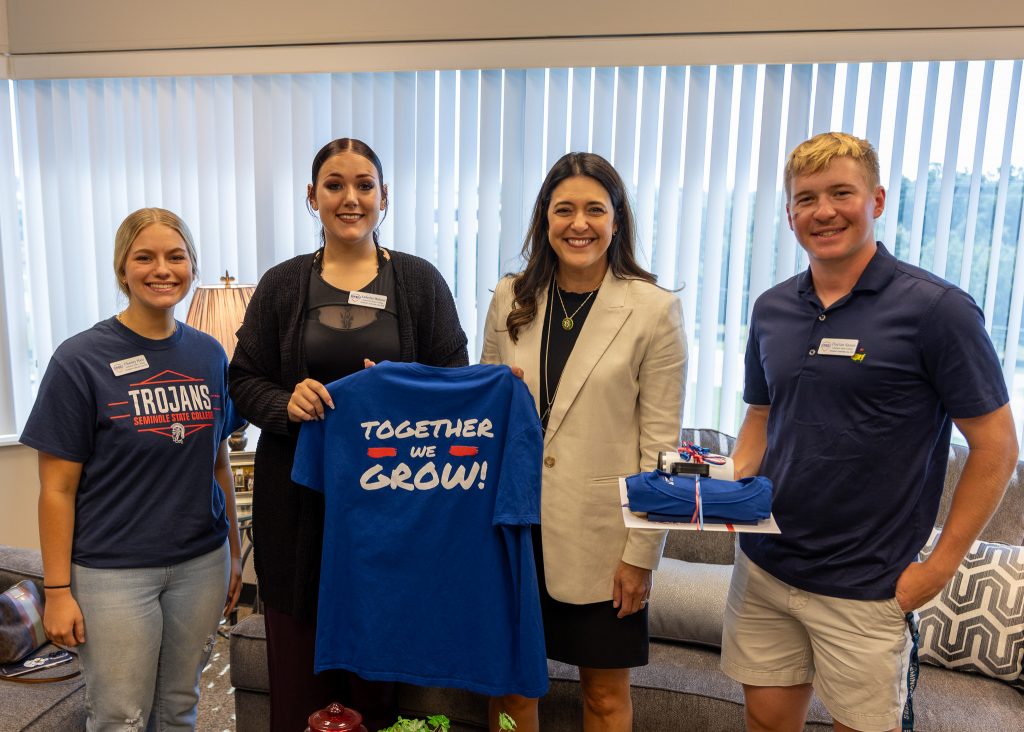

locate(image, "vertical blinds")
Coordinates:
1 61 1023 440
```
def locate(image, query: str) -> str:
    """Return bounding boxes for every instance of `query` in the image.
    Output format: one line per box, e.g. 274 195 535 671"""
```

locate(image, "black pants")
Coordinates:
264 605 397 731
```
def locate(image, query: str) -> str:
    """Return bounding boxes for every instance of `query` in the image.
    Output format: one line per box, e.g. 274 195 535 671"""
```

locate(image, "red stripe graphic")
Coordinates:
110 414 131 420
107 401 128 406
449 445 478 457
131 369 204 387
367 447 397 458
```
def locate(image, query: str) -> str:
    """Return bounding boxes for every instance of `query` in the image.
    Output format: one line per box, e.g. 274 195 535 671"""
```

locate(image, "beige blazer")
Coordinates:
481 269 687 604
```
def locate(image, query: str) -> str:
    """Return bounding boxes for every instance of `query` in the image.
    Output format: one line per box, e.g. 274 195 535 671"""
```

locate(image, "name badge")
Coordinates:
348 291 387 310
110 355 149 376
818 338 859 357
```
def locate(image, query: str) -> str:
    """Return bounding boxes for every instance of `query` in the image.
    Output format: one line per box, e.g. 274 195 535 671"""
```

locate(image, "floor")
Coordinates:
195 629 237 732
194 613 247 732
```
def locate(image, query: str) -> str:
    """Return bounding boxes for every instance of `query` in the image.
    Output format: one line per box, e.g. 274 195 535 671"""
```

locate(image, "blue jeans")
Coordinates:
71 542 229 731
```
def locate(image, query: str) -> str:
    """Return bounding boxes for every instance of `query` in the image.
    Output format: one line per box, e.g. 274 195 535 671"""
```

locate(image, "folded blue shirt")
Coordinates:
625 471 772 525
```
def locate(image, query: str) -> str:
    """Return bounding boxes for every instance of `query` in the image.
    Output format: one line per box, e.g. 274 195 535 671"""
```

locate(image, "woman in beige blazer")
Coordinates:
483 152 687 732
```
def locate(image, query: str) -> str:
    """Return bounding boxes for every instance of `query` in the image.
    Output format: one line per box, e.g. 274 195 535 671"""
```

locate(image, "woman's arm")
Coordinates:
419 261 470 367
635 296 688 473
37 452 86 646
215 440 243 616
229 274 299 436
480 281 508 366
617 294 687 611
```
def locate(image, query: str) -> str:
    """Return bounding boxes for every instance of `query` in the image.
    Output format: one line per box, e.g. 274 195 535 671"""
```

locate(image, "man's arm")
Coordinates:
895 403 1018 611
732 404 770 480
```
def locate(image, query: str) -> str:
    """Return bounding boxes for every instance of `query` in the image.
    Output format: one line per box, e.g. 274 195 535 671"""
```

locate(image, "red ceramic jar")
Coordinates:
305 702 368 732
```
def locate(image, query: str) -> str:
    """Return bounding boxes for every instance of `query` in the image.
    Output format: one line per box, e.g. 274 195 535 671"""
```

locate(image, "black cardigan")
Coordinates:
229 250 469 617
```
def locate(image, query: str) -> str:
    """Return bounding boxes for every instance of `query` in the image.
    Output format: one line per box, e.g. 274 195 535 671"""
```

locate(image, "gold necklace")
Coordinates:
555 284 596 331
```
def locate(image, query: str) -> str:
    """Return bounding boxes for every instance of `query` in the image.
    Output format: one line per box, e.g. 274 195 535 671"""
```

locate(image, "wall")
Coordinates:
5 1 1024 79
7 0 1024 52
0 1 8 77
0 444 39 550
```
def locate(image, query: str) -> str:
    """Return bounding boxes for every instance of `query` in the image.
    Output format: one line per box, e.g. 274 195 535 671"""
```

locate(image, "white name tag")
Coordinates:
348 291 387 310
110 355 149 376
818 338 859 357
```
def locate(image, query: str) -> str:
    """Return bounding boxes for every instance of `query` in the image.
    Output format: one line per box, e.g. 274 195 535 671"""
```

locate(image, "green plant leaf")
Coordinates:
426 715 451 731
377 713 450 732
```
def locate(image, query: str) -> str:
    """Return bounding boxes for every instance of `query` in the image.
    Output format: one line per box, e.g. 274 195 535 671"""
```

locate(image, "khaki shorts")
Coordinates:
721 549 916 732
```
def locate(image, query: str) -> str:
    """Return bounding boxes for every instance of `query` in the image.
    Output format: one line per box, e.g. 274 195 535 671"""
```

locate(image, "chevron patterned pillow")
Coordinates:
917 528 1024 687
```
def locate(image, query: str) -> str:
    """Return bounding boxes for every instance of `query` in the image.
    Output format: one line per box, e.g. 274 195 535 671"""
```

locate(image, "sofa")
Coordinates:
225 428 1018 729
0 546 86 731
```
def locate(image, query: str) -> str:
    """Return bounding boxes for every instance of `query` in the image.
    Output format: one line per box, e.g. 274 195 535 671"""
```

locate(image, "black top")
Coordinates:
229 249 469 618
304 253 401 384
539 283 599 431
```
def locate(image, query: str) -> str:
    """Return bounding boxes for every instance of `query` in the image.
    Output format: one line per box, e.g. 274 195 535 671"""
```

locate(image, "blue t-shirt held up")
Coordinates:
741 243 1008 600
292 362 548 698
20 318 242 569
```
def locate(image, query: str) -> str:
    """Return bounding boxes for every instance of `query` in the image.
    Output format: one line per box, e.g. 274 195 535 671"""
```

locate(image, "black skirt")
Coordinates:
532 525 650 669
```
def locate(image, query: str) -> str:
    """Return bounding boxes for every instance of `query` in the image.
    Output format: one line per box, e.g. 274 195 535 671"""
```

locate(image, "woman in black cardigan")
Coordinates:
229 138 468 731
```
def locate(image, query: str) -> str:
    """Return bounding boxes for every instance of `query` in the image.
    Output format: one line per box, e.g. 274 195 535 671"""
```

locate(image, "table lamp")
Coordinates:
186 271 255 450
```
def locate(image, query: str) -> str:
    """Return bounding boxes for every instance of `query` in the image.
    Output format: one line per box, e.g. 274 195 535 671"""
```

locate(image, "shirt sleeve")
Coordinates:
919 287 1009 419
220 360 246 442
291 415 326 493
743 305 770 406
19 354 96 463
492 375 543 526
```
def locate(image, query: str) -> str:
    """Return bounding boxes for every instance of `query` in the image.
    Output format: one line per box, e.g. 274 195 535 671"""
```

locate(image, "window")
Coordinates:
1 61 1022 442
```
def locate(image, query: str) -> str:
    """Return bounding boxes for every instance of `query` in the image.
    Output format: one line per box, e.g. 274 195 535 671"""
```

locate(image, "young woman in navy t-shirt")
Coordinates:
21 208 243 730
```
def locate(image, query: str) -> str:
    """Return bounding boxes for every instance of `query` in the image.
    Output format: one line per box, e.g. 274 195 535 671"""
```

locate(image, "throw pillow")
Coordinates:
648 558 732 647
0 580 46 664
917 528 1024 688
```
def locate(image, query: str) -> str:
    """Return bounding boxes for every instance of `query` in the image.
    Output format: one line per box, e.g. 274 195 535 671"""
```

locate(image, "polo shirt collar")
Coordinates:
796 241 897 299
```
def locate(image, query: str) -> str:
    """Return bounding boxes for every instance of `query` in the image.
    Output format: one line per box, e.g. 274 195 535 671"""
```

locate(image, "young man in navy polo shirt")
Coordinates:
720 132 1018 732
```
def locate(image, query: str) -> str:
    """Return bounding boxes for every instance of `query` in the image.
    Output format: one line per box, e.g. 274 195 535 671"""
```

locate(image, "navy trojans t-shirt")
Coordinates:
292 362 548 697
21 318 241 568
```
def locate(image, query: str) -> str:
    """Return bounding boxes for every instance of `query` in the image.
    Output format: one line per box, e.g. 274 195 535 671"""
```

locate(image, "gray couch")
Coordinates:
0 547 86 731
234 429 1018 729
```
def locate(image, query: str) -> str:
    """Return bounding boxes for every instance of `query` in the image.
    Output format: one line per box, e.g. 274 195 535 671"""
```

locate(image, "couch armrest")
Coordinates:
0 546 43 591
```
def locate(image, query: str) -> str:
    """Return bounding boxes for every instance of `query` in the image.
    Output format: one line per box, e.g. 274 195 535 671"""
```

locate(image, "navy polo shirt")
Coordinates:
741 243 1007 600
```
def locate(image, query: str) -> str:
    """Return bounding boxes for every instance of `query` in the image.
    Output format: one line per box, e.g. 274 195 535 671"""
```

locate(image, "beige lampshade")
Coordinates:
185 273 255 360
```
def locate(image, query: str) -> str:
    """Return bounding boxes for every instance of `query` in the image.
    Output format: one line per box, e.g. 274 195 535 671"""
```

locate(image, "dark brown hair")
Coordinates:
308 137 388 246
506 152 656 342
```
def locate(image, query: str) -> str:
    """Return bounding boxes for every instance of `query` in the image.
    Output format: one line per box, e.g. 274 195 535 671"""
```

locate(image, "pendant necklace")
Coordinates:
556 282 597 331
542 273 599 421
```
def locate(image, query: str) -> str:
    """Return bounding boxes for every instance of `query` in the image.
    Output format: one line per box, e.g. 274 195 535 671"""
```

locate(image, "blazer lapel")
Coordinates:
544 270 631 445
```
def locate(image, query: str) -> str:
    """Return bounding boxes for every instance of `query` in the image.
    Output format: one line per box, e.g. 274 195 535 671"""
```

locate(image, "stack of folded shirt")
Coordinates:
625 470 772 525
